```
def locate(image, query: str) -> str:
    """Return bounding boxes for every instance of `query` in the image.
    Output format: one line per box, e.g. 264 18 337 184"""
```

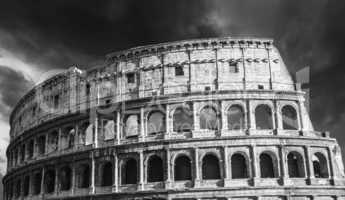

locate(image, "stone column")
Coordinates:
94 114 99 148
58 128 62 151
327 146 336 184
304 146 314 184
40 167 45 196
250 145 259 185
74 124 79 149
70 164 75 195
223 146 230 186
116 111 121 145
139 150 145 190
187 50 192 92
140 107 145 141
214 48 219 90
91 152 96 194
279 145 289 185
113 151 119 192
275 100 282 134
193 148 200 187
272 101 278 131
165 104 171 139
54 167 59 195
247 100 254 135
165 148 171 189
192 102 199 132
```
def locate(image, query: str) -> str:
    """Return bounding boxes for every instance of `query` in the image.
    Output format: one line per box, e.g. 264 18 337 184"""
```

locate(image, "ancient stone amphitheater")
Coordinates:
3 37 345 200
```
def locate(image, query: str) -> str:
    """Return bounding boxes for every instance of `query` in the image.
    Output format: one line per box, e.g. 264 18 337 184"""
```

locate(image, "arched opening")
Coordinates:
48 131 58 152
103 120 115 140
147 155 164 182
60 166 72 191
122 158 138 184
78 122 89 145
287 152 305 178
255 105 273 129
282 105 298 130
124 114 139 138
147 111 165 134
61 127 75 149
228 105 245 130
173 107 193 132
44 169 55 193
259 153 276 178
27 140 34 159
202 154 221 180
37 135 46 155
77 164 90 188
174 155 192 181
85 124 94 145
33 172 42 195
313 153 329 178
20 144 25 163
23 176 30 196
101 162 113 186
15 179 21 198
200 106 219 130
231 153 248 179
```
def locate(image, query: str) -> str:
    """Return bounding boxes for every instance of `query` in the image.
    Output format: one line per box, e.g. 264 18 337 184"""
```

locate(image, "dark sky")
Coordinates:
0 0 345 173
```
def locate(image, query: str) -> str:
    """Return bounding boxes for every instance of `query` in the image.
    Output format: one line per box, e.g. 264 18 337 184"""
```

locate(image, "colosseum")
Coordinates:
3 37 345 200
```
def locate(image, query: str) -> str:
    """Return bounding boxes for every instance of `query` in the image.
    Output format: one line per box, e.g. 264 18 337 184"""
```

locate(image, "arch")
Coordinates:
287 151 305 178
15 179 21 198
61 127 75 149
231 153 248 179
313 153 329 178
20 144 25 163
101 162 113 186
23 176 30 196
255 104 273 129
103 120 115 140
77 164 90 188
122 158 138 184
259 153 277 178
33 172 42 195
78 122 89 145
282 105 298 130
227 105 245 130
37 135 46 155
174 155 192 181
173 106 193 132
147 155 164 182
202 154 221 179
28 140 34 159
48 131 58 152
85 124 94 145
60 166 72 191
147 111 165 134
44 169 55 193
124 114 139 137
200 106 219 130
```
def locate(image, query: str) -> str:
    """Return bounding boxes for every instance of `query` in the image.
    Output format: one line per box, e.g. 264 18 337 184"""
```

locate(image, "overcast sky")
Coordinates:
0 0 345 174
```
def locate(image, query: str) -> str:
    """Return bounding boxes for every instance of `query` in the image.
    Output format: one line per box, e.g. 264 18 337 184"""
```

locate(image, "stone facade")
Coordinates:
3 37 345 200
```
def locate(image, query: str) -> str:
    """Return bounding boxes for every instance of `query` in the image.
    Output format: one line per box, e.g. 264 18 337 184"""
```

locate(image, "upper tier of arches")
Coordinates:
9 37 298 141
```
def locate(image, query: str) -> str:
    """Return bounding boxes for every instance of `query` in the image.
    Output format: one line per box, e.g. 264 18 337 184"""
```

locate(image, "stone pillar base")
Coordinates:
280 177 292 185
252 177 261 186
112 185 118 193
138 183 145 191
164 180 172 189
193 179 201 188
